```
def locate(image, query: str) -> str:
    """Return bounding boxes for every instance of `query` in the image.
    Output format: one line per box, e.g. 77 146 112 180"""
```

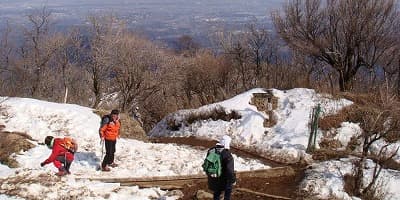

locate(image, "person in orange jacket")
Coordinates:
99 109 121 171
41 136 76 176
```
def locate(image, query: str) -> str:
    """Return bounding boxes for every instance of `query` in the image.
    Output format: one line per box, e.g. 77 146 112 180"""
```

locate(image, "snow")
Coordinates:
0 165 14 178
149 87 400 199
0 96 267 199
300 158 400 200
1 87 400 199
334 122 362 148
150 88 353 163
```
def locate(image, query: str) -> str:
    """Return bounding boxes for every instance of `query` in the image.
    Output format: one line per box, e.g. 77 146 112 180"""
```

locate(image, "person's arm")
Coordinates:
117 119 121 138
99 123 108 139
99 117 109 138
224 150 236 184
42 147 59 165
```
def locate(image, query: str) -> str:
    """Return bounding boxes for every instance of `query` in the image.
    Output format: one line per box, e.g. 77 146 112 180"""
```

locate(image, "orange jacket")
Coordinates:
100 120 121 141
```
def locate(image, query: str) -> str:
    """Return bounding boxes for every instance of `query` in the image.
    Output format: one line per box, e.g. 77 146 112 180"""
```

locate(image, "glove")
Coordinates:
40 162 45 167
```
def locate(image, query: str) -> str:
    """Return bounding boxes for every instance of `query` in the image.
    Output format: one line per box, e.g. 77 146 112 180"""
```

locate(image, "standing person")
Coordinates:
204 135 236 200
132 106 143 127
99 109 121 171
41 136 77 176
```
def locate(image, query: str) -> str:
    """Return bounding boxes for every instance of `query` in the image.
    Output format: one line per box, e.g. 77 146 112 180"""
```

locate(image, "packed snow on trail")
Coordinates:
149 88 400 199
0 97 267 200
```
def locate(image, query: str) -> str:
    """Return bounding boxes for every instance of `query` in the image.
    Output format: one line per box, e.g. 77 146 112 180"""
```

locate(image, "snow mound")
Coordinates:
149 88 353 163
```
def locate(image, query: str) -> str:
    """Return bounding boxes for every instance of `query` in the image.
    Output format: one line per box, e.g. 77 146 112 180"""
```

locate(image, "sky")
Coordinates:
1 88 400 199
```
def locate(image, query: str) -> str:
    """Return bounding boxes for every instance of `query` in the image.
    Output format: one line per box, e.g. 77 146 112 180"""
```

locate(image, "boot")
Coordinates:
56 167 67 176
65 162 72 174
101 166 111 172
109 162 118 168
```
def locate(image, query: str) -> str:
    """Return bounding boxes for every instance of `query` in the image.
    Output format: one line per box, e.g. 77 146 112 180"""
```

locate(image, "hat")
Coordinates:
111 109 119 115
219 135 232 149
44 136 54 149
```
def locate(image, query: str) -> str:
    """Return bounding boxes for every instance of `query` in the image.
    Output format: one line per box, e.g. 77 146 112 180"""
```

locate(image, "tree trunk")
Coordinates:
397 59 400 96
338 70 353 92
63 87 68 103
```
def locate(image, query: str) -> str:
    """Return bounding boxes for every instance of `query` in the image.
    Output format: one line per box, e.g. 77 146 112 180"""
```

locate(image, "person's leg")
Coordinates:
53 159 62 169
102 140 113 168
213 189 222 200
65 161 72 173
223 184 233 200
109 140 116 164
53 157 67 176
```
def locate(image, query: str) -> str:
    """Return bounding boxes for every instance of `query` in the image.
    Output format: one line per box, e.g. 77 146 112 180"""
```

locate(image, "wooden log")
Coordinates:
236 188 291 200
77 166 296 190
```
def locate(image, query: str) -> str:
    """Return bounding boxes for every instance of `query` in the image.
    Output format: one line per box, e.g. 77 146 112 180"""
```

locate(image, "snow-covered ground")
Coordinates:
1 88 400 199
149 88 400 199
300 158 400 200
150 88 353 163
0 97 267 199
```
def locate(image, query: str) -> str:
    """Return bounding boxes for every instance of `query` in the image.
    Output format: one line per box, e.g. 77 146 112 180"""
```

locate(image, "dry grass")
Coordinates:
344 165 390 200
166 106 241 131
319 105 358 131
0 129 35 168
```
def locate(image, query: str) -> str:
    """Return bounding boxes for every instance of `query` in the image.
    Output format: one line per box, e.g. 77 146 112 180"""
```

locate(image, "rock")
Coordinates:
195 190 213 200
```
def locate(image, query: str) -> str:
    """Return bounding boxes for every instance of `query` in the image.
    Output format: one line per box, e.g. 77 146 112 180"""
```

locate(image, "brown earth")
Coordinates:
151 136 306 200
0 125 36 168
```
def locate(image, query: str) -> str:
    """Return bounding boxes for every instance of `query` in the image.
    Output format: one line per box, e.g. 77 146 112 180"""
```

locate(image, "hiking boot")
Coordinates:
56 170 67 176
101 166 111 172
109 163 118 168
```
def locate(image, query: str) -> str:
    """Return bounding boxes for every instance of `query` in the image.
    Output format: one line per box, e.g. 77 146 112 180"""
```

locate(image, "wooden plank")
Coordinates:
236 188 291 200
79 167 296 190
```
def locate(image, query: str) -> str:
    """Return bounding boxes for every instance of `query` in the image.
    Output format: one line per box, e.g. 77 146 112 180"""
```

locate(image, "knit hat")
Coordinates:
44 136 54 148
111 109 119 115
219 135 232 149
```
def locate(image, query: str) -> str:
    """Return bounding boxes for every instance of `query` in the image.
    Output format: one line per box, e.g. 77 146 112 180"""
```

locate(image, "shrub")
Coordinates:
166 105 241 130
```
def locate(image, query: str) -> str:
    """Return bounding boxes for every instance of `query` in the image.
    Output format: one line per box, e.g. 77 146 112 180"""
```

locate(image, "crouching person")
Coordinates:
203 135 236 200
41 136 77 176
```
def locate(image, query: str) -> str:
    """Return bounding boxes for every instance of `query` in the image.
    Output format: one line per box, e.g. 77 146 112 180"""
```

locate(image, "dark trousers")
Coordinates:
102 140 116 168
213 184 233 200
56 155 72 172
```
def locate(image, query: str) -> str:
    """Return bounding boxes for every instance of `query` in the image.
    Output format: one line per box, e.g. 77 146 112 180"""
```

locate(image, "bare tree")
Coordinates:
111 32 162 113
85 14 123 108
0 22 13 72
216 31 252 90
22 7 63 97
182 50 231 106
273 0 400 91
246 23 268 80
176 35 200 57
347 101 400 198
53 29 83 103
0 22 14 94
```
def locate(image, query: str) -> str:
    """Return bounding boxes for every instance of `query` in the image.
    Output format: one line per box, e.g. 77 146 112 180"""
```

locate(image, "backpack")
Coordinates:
100 114 121 128
100 115 111 128
202 148 222 178
61 137 78 153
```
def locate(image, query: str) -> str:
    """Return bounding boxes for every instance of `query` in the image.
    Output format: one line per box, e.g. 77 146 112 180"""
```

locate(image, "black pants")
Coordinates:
102 140 116 168
213 183 233 200
56 155 72 172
